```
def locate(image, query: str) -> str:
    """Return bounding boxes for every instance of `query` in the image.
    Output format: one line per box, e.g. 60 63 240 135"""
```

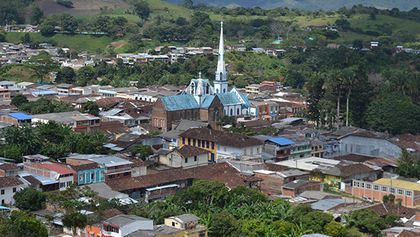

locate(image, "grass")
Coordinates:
349 14 420 38
0 65 39 82
5 32 114 53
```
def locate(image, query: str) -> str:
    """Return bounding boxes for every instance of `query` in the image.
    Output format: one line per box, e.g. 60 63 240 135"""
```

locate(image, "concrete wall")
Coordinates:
339 136 402 159
0 183 26 205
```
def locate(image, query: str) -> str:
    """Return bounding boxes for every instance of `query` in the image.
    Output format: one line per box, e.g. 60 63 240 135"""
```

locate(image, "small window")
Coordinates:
390 188 395 193
194 156 197 162
382 186 387 192
12 187 16 193
185 158 188 163
398 189 403 194
0 190 4 195
366 184 371 189
172 222 175 227
374 185 379 190
406 191 412 196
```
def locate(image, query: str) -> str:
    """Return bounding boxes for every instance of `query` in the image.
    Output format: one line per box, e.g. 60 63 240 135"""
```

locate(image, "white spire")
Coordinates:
215 21 227 81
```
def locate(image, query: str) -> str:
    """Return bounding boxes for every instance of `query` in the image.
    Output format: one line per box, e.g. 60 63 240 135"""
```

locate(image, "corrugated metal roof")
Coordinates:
8 112 32 120
216 93 241 106
161 94 199 111
267 137 295 146
200 95 216 108
374 178 420 191
311 198 345 211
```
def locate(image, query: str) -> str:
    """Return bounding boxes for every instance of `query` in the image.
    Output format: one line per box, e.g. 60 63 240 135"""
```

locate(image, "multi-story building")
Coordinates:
66 154 133 181
0 112 32 126
179 128 263 163
158 145 209 169
24 162 76 191
0 177 26 205
66 159 105 185
0 163 19 177
102 215 154 237
32 111 100 132
351 178 420 208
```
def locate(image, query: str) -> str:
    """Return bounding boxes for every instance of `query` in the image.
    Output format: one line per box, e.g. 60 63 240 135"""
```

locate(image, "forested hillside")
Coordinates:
167 0 420 11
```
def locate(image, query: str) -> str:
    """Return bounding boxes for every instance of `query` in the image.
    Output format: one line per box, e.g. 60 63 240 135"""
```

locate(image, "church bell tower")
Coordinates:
213 22 229 94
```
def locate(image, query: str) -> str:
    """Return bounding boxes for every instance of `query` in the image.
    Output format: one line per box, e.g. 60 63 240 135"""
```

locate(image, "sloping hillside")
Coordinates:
167 0 420 10
37 0 129 16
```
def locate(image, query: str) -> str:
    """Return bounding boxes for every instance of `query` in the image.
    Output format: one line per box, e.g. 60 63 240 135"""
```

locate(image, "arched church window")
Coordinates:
216 89 219 93
223 89 226 93
206 84 209 94
230 108 233 116
237 108 240 115
220 72 223 80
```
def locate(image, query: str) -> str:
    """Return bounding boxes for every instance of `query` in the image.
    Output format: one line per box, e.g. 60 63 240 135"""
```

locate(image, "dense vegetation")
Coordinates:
287 46 420 134
167 0 420 11
40 180 400 237
0 122 107 160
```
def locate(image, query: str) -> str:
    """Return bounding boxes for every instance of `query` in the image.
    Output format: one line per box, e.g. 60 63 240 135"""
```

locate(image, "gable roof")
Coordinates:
367 203 417 218
161 94 199 111
0 176 23 188
106 163 261 191
30 162 76 175
177 145 209 158
180 128 263 148
215 92 241 106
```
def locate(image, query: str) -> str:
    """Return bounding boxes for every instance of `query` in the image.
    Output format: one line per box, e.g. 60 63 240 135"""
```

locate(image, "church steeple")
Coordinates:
214 21 228 94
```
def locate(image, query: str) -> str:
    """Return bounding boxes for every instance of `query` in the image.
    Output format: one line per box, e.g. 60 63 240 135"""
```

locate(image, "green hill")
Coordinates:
166 0 420 11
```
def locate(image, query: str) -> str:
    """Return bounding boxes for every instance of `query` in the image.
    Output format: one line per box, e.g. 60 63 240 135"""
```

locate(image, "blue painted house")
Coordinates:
67 160 105 185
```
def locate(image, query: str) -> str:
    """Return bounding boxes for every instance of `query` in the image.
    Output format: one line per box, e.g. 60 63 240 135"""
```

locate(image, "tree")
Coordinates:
211 211 239 237
77 66 96 86
62 212 87 236
59 14 78 33
30 6 44 25
39 18 56 36
183 0 194 9
324 221 346 237
10 211 48 237
0 144 23 162
129 145 153 160
11 94 29 108
366 93 420 134
347 209 387 236
0 33 5 42
28 51 58 82
81 101 99 116
14 188 47 211
134 1 150 21
301 211 333 233
56 67 76 84
21 33 31 44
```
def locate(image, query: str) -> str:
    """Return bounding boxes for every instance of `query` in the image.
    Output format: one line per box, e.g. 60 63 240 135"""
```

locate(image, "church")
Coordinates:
151 22 250 131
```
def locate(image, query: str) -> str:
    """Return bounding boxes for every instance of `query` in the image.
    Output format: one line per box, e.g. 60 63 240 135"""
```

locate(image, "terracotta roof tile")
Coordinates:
106 163 260 191
0 163 18 171
177 146 209 158
333 154 376 163
180 128 263 148
367 203 417 218
0 176 23 188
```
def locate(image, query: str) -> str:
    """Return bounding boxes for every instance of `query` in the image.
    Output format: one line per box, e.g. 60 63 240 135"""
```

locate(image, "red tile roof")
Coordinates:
180 128 263 148
177 146 209 158
106 163 261 192
0 163 18 171
0 176 23 188
31 162 76 175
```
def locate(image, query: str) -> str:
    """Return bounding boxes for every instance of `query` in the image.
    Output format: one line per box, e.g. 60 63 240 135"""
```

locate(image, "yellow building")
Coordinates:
159 214 208 237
